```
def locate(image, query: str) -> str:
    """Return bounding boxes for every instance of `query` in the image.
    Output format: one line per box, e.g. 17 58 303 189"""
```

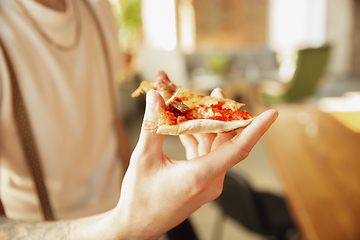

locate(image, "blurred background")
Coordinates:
109 0 360 239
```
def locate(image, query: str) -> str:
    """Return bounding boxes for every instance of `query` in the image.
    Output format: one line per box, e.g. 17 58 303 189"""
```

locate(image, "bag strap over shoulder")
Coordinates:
0 39 55 221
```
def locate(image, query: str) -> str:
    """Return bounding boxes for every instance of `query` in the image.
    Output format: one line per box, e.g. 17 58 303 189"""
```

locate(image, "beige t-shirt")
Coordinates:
0 0 124 221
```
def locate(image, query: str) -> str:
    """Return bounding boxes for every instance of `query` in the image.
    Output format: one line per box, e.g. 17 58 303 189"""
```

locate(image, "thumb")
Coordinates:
136 89 165 156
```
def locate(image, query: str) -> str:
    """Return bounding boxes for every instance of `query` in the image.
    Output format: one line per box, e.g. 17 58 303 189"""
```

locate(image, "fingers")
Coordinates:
179 134 198 159
210 88 225 98
180 133 217 159
193 133 217 157
233 109 278 159
193 109 278 180
211 131 237 151
210 88 237 150
135 90 165 157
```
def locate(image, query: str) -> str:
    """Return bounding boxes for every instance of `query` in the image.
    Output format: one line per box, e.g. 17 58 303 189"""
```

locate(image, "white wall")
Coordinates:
139 47 189 86
326 0 354 75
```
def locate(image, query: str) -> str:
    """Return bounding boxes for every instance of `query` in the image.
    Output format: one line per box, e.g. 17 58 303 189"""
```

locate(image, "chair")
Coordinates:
164 218 198 240
261 45 331 103
213 170 298 240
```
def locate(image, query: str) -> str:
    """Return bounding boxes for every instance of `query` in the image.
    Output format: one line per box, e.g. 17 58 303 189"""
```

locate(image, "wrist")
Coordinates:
69 210 122 240
112 204 161 240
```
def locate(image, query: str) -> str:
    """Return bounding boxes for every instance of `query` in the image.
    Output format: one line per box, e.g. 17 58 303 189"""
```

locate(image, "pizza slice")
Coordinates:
132 71 255 135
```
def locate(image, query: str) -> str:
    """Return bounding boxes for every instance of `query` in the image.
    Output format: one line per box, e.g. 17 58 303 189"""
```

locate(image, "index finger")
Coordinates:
191 109 278 180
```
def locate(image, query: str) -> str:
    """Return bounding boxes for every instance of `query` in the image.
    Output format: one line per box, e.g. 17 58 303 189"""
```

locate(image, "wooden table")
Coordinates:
251 101 360 240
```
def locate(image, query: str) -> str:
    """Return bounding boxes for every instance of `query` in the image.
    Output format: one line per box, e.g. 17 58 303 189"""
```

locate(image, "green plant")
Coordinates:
205 54 231 75
110 0 142 51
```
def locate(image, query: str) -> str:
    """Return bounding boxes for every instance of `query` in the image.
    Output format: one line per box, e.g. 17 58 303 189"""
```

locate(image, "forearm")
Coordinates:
0 216 72 239
0 210 121 240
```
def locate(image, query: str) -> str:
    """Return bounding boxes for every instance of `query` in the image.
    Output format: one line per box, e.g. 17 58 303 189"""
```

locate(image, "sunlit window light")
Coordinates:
178 0 196 54
142 0 177 51
268 0 327 82
268 0 327 51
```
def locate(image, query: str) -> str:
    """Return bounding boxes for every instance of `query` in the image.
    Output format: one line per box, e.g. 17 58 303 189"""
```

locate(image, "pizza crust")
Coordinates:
156 118 254 135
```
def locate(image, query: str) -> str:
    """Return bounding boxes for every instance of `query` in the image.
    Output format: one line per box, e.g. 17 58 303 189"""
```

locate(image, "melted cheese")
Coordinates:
177 89 243 111
133 81 244 112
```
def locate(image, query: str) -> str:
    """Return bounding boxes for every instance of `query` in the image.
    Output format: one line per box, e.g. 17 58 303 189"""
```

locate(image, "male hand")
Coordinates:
114 89 278 240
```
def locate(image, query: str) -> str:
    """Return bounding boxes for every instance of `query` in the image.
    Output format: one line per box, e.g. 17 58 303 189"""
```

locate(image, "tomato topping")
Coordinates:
206 104 253 121
160 107 177 125
160 103 254 126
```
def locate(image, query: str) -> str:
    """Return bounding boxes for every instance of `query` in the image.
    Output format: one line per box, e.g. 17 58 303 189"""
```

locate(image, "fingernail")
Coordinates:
264 109 279 122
